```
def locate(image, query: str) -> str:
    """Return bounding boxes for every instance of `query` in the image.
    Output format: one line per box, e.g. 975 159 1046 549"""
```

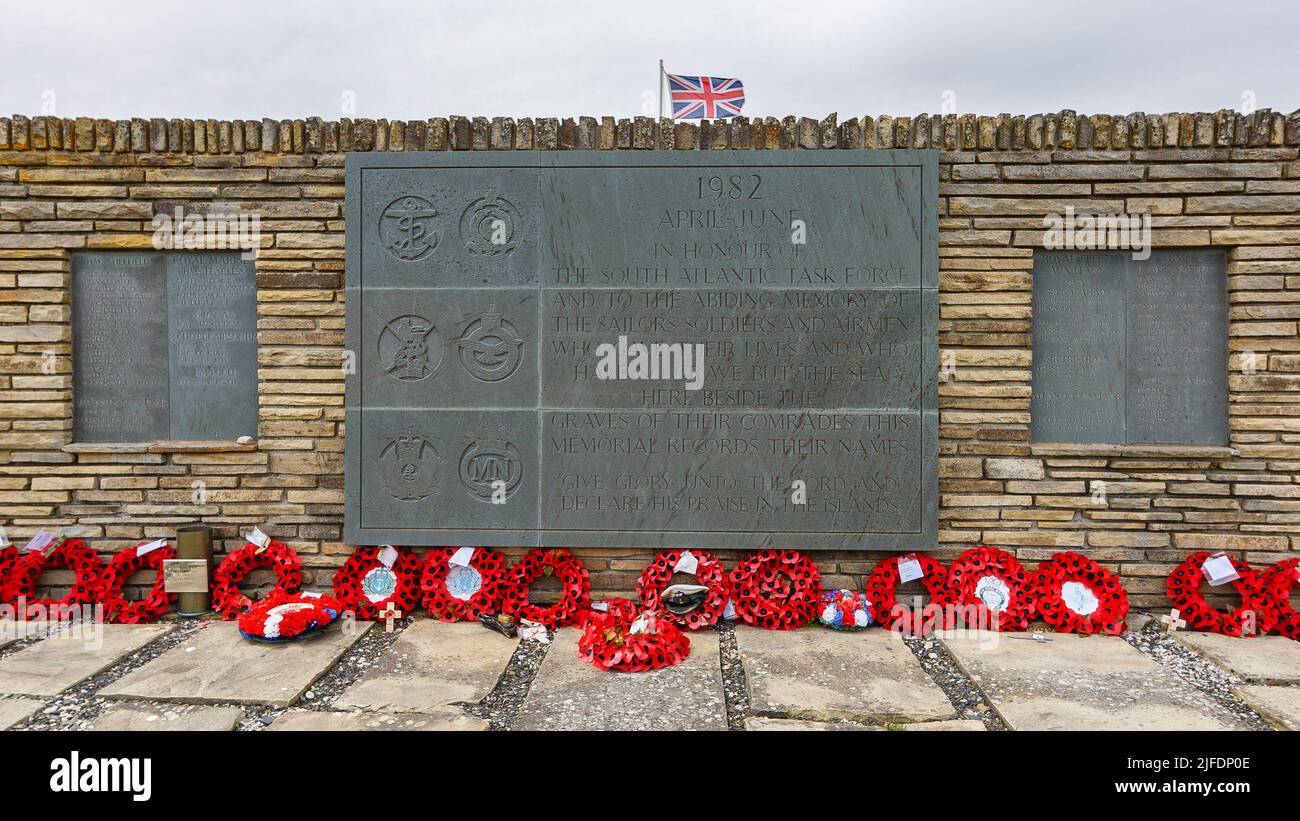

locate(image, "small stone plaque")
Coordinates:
162 559 209 593
1031 249 1227 445
73 251 257 442
346 152 939 549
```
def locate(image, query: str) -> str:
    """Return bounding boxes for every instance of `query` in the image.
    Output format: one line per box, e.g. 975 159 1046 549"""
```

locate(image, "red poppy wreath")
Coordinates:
7 538 104 618
865 554 953 636
99 540 177 624
0 544 17 604
237 591 345 642
332 545 423 621
1263 558 1300 640
636 548 729 631
421 546 507 622
1031 551 1128 635
211 540 303 620
728 549 822 630
945 545 1034 631
500 548 591 630
577 598 691 672
1166 552 1276 637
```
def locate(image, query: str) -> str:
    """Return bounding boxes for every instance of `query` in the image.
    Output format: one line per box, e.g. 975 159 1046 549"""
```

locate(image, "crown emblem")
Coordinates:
395 427 425 462
480 304 502 330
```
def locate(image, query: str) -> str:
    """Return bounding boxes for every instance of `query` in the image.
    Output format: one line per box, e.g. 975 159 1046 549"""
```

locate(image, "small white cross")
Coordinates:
1161 608 1186 634
379 601 402 632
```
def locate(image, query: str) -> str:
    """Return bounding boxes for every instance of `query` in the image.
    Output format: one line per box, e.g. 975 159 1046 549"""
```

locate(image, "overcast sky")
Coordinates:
2 0 1296 121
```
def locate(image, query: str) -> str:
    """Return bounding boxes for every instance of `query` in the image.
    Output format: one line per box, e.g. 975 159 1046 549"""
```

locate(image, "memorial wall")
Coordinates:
0 109 1297 608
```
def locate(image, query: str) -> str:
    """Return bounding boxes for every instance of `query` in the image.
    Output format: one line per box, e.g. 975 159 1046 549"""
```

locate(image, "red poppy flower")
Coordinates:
1263 558 1300 640
944 545 1034 632
332 545 423 621
865 554 954 636
728 550 822 630
100 540 177 624
7 538 104 619
0 545 18 604
500 548 591 630
421 547 507 622
211 540 303 620
576 598 691 672
1166 552 1276 637
1030 551 1128 635
636 548 729 631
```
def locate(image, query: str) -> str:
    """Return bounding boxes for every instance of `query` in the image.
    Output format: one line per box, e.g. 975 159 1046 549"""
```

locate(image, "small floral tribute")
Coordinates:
237 591 345 642
500 548 591 630
577 598 691 672
817 589 873 630
421 546 508 622
99 539 176 624
211 539 303 620
728 550 822 630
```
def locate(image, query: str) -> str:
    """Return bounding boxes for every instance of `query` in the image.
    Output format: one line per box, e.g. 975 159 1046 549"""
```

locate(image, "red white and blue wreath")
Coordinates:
728 550 822 630
100 539 176 624
945 545 1034 632
636 548 729 631
421 546 508 622
1031 551 1128 635
332 545 423 621
238 592 345 642
211 540 303 620
817 589 873 630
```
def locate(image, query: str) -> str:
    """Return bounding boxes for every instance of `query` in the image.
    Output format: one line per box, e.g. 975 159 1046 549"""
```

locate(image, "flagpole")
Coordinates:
658 60 665 120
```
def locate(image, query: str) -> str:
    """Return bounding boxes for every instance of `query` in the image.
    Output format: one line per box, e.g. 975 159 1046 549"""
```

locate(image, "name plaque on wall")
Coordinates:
345 152 938 550
71 251 258 443
1031 249 1228 445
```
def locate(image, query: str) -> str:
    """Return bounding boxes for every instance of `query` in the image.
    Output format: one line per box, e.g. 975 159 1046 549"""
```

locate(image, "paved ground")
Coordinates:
0 616 1294 731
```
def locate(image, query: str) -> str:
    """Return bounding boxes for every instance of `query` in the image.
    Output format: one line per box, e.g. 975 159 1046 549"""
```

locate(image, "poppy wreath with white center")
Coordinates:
728 549 822 630
237 591 345 642
944 545 1034 632
1030 551 1128 635
332 545 423 621
7 538 104 618
211 540 303 620
577 597 691 672
99 541 177 624
636 548 728 631
1263 558 1300 640
0 545 17 604
1165 551 1276 637
864 554 954 636
500 548 591 630
421 547 508 622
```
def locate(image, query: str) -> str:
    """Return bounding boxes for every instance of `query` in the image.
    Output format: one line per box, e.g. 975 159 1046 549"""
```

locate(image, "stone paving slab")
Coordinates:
515 628 727 731
268 708 488 731
0 624 174 696
335 621 516 713
744 717 986 731
91 704 244 731
735 627 953 722
102 622 371 708
1175 633 1300 684
0 697 45 730
942 632 1246 730
1233 685 1300 731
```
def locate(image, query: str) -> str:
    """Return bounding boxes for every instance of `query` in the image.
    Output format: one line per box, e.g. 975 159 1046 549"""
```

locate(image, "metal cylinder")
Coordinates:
175 525 213 616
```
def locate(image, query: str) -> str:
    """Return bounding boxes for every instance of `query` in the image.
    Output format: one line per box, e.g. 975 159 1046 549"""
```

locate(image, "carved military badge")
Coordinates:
460 191 520 256
378 427 443 502
378 315 441 381
455 304 524 382
380 195 439 261
459 428 523 503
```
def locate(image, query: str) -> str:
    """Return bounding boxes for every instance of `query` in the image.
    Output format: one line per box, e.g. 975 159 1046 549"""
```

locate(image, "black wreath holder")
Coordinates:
332 545 423 620
421 546 507 622
501 548 591 630
7 538 104 618
211 540 303 620
100 539 177 624
728 550 822 630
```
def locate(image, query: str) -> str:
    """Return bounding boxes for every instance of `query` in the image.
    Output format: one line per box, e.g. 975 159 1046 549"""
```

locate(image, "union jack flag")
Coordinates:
667 73 745 120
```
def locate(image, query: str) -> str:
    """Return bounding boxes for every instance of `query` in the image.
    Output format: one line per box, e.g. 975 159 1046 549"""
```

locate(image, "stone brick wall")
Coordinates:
2 109 1298 610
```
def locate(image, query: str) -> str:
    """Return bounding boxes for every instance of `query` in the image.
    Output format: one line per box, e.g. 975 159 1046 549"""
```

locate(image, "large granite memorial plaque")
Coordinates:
1031 249 1227 445
345 152 939 550
72 251 258 442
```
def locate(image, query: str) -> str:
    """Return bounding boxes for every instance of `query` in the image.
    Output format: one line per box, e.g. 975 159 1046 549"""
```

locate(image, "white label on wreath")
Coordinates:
1060 581 1100 616
0 526 8 548
590 601 610 612
974 574 1011 613
449 546 475 568
377 545 399 568
1201 554 1239 586
674 550 699 574
23 530 57 554
445 564 483 601
136 538 168 556
246 527 271 550
361 566 398 603
898 556 924 583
